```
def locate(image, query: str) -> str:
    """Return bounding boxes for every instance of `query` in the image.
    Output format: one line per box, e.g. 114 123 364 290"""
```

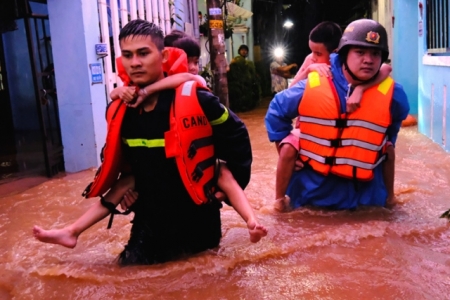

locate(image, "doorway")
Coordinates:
0 0 64 184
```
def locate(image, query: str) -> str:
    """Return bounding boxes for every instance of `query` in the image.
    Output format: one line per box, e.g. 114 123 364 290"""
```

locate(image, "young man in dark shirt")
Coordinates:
116 20 255 264
33 20 266 260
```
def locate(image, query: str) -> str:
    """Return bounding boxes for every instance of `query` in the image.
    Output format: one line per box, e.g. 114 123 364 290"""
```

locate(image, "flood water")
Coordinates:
1 102 449 299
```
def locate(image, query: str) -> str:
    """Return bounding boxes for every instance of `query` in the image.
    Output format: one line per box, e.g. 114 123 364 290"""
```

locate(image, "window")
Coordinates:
427 0 450 54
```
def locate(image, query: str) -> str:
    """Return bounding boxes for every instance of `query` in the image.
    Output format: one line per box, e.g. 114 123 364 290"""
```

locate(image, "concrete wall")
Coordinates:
48 0 108 172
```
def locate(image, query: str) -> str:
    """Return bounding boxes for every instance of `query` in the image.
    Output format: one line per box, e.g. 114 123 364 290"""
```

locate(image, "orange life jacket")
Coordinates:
298 71 394 181
83 80 216 204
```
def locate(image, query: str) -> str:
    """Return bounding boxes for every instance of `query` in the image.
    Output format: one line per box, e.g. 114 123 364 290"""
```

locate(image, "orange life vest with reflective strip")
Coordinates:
298 71 394 181
83 81 216 205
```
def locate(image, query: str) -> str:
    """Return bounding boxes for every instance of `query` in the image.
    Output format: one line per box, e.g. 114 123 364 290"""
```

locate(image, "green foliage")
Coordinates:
227 56 261 112
200 62 213 90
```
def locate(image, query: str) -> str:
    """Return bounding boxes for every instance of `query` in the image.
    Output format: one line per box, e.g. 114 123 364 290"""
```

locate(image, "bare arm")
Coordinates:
276 63 298 73
110 86 136 102
125 73 204 108
346 63 393 113
289 54 331 88
272 63 298 79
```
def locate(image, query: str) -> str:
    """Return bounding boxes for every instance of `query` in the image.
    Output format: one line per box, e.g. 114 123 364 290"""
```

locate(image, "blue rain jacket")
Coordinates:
265 53 410 209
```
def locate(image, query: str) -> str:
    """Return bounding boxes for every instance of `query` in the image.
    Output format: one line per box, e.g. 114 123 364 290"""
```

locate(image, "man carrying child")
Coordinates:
266 19 410 210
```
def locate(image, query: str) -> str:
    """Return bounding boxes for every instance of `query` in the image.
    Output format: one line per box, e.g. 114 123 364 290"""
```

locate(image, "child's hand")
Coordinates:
125 87 148 108
307 63 332 78
117 86 137 103
346 86 363 113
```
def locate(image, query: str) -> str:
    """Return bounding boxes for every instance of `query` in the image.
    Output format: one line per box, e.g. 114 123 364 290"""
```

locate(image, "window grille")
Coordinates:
427 0 450 53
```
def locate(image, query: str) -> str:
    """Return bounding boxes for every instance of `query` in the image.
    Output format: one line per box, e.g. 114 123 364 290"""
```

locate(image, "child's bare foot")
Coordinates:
247 220 268 243
274 195 292 212
32 225 78 249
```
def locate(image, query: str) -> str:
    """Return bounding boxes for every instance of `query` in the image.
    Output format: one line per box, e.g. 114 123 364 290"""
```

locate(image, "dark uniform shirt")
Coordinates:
118 88 252 265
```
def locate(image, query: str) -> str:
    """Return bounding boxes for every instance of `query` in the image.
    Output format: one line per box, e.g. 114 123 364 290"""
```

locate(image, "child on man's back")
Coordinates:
274 21 392 212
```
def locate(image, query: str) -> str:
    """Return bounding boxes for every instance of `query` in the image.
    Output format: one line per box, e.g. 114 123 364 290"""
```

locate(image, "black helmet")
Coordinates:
337 19 389 62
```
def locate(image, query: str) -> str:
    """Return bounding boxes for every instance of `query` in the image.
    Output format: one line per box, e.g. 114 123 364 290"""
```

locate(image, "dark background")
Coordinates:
252 0 372 67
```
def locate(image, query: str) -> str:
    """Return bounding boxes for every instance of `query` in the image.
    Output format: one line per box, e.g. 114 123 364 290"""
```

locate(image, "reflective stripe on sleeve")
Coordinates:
210 105 229 126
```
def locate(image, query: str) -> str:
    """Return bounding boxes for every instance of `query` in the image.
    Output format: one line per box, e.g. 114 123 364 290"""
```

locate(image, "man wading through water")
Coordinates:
33 20 265 265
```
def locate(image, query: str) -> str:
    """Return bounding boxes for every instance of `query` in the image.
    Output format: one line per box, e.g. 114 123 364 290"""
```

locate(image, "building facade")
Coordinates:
393 0 450 151
0 0 199 183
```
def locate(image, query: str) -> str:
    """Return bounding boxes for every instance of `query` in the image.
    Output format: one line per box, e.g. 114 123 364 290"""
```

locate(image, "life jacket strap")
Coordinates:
188 136 214 159
191 157 216 182
100 196 132 229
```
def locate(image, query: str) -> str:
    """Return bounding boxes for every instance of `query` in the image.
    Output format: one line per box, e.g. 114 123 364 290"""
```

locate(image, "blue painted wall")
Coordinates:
393 0 418 115
48 0 108 172
416 0 450 151
394 0 450 152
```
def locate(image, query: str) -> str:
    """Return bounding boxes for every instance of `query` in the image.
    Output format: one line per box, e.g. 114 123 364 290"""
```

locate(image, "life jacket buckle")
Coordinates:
335 119 348 128
188 143 197 159
324 156 335 165
330 138 341 147
192 166 203 182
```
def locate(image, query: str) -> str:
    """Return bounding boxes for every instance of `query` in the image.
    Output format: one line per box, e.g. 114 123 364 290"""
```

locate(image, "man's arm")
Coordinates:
272 63 298 79
386 83 410 145
265 80 306 142
197 89 252 190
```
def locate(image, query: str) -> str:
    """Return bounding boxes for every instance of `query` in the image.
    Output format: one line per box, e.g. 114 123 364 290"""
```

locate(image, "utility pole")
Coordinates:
206 0 229 107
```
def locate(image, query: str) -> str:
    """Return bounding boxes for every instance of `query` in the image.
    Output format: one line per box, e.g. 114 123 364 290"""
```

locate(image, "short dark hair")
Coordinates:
119 19 164 51
164 30 188 47
238 44 249 53
309 21 342 53
172 36 201 58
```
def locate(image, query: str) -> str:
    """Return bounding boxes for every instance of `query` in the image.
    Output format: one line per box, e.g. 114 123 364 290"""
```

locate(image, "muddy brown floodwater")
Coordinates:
1 102 449 299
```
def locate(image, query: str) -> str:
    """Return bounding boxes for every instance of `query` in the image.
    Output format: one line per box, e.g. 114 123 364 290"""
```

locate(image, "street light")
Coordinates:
274 47 284 59
283 20 293 29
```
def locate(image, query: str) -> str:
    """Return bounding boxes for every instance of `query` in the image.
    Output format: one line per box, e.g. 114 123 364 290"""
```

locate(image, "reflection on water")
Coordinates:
1 102 449 299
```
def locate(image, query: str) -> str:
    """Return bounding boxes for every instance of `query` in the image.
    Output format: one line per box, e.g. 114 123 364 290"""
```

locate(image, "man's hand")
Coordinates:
119 189 138 211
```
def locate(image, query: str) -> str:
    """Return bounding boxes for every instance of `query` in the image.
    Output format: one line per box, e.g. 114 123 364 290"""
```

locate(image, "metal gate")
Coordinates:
97 0 174 97
24 13 64 177
0 1 63 181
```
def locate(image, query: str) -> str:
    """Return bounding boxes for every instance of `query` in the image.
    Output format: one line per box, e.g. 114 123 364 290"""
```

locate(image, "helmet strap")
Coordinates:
343 61 382 84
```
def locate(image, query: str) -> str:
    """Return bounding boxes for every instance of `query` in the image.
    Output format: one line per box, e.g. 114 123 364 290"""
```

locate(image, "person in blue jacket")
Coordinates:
265 19 410 210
